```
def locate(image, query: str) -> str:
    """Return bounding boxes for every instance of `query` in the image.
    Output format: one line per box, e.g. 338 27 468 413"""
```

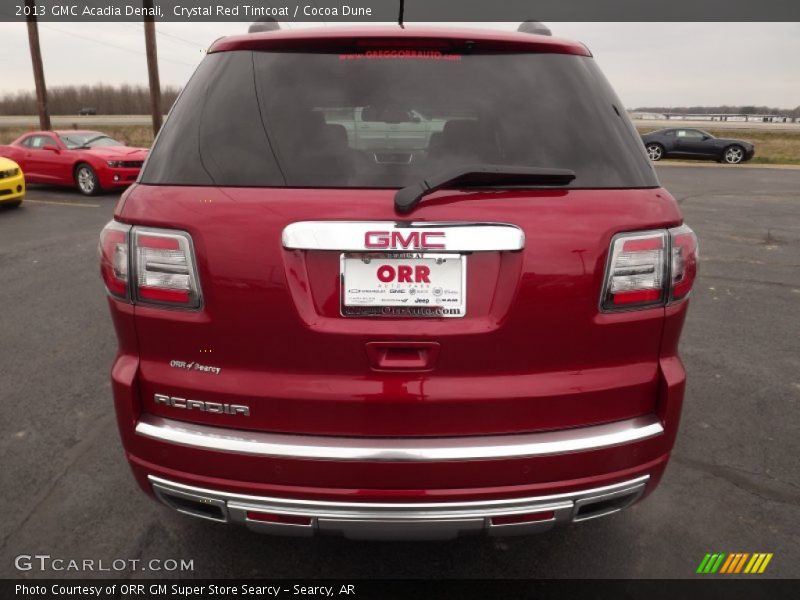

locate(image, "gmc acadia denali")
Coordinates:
100 26 697 540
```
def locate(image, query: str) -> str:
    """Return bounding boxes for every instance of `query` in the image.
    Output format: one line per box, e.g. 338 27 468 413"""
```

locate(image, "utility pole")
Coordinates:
25 0 50 130
143 0 162 134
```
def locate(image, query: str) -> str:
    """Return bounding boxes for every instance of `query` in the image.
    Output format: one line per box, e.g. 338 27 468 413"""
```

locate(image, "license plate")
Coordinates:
341 253 466 318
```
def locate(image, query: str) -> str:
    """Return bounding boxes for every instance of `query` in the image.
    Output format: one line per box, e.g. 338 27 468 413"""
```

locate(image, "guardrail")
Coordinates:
630 112 798 123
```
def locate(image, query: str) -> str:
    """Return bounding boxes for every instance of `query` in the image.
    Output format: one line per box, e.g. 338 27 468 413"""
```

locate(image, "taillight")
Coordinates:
601 225 697 311
133 228 201 308
98 221 201 309
669 224 698 301
99 220 131 299
602 230 668 310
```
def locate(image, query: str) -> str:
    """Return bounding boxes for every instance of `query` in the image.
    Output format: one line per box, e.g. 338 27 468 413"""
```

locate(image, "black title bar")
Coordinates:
3 0 800 22
4 579 800 600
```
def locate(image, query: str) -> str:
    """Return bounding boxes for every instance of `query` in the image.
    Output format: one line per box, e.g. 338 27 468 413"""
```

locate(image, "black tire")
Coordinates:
645 143 664 161
722 145 745 165
74 163 101 196
1 200 22 209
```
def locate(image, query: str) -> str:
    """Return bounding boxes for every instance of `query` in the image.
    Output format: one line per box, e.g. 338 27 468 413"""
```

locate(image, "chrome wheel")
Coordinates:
724 146 744 164
76 166 97 195
646 144 663 161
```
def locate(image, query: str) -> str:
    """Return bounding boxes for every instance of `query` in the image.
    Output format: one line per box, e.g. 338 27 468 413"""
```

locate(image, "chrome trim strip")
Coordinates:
281 221 525 252
135 415 663 462
149 474 649 515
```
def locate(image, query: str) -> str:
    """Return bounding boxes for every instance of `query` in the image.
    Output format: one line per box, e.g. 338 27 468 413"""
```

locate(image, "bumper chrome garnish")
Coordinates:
148 474 650 540
135 414 663 461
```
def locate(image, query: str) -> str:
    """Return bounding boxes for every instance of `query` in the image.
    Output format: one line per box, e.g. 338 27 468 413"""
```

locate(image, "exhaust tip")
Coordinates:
152 484 227 522
573 484 645 522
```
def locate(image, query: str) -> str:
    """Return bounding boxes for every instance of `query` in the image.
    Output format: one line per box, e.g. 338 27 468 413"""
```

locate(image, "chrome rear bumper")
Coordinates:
149 475 649 540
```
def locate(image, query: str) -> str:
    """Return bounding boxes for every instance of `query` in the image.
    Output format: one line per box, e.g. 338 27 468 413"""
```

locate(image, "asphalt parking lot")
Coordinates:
1 166 798 579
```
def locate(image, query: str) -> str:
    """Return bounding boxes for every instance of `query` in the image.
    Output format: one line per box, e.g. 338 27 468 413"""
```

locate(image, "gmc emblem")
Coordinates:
364 230 446 250
154 393 250 416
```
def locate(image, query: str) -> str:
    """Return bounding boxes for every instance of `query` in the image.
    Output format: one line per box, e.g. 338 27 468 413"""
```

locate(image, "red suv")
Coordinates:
100 26 697 540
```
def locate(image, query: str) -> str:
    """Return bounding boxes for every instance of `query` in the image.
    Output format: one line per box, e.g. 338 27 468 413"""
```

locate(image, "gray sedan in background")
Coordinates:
642 128 755 164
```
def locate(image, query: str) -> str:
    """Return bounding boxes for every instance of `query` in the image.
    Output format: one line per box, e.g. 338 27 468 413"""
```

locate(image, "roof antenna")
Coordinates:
398 0 405 29
249 16 280 33
517 20 552 36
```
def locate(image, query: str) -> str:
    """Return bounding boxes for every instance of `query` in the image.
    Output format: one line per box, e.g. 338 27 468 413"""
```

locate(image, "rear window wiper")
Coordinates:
394 165 576 214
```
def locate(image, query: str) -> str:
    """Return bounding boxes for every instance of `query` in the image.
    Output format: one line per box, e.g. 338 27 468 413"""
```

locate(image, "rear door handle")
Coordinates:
366 342 440 371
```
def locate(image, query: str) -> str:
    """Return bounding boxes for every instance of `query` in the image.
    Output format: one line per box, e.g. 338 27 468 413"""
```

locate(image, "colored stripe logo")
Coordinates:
696 553 773 574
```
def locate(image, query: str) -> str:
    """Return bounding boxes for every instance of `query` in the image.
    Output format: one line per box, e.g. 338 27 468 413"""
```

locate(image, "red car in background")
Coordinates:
0 130 147 196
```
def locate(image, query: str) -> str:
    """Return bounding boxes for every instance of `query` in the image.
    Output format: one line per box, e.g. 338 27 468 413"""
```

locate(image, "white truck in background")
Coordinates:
322 107 447 152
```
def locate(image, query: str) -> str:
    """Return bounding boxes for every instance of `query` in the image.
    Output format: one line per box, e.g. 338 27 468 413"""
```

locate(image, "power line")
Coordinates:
155 28 208 49
40 24 197 67
121 22 207 50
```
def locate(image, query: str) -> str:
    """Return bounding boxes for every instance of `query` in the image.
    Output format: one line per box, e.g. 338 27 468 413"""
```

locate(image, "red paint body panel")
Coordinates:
103 28 693 520
108 183 688 500
111 345 678 503
114 186 683 437
0 130 146 191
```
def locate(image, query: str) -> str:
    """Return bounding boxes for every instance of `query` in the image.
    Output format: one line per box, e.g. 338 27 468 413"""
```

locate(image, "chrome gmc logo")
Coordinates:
364 230 445 250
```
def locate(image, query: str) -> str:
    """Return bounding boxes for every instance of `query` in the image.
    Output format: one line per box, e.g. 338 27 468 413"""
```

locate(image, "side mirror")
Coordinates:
44 145 61 153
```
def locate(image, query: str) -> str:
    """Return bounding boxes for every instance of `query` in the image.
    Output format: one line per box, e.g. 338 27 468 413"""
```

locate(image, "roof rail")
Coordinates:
517 21 552 36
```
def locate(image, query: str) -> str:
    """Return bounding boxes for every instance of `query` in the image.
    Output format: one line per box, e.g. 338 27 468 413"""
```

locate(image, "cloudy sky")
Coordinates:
1 21 799 108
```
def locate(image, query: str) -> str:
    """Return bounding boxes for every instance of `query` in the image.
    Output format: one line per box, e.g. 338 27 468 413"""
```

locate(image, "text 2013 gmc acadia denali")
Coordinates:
100 26 697 540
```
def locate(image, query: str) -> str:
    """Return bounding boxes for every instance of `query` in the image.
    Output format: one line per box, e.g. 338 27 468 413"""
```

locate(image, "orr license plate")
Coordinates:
341 253 466 318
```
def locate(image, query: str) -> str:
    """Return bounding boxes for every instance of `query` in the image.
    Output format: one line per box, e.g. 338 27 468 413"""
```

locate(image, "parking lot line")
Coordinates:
25 199 101 208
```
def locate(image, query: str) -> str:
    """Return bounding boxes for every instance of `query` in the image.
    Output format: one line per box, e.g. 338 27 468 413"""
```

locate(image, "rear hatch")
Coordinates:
118 31 680 437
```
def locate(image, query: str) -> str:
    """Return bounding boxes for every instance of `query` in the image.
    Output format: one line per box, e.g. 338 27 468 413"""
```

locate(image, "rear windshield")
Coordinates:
141 50 657 189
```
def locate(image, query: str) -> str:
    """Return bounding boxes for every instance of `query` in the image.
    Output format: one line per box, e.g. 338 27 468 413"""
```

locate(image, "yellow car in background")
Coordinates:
0 157 25 207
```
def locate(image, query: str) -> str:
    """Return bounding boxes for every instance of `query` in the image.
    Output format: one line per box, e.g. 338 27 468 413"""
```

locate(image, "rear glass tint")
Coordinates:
141 50 657 189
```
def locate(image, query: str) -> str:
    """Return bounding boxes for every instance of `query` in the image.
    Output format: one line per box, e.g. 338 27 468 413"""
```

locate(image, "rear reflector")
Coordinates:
612 289 662 305
490 511 555 526
133 228 201 308
622 237 664 253
137 234 180 250
601 226 697 311
246 511 312 526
